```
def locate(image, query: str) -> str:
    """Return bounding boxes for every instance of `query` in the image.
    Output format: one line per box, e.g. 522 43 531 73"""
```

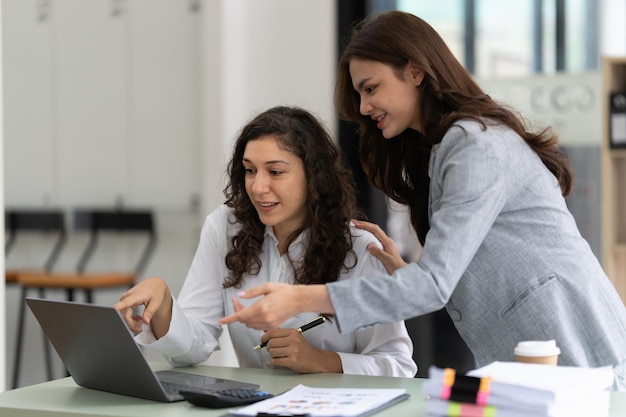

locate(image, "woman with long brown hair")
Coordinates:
221 11 626 389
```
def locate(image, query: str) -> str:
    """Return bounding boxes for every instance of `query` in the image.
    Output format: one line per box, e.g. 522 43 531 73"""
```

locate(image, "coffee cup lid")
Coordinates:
514 340 561 357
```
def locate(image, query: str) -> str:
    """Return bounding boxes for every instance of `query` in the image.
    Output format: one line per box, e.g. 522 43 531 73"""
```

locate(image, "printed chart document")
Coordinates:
229 384 409 417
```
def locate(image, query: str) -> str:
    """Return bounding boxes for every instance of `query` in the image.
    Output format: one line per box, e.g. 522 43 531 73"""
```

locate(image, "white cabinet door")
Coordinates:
3 0 56 206
4 0 201 209
127 0 201 209
54 0 129 206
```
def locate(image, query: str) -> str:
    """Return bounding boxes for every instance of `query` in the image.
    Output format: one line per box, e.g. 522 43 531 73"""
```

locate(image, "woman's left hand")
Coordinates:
260 328 342 373
352 219 408 274
220 283 334 330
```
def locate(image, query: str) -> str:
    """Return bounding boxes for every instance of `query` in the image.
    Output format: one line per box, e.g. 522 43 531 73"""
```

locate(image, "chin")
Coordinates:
382 129 399 139
257 217 274 227
255 213 272 226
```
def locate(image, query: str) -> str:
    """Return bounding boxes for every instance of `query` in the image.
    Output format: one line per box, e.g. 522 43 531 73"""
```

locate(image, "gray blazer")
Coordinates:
329 119 626 369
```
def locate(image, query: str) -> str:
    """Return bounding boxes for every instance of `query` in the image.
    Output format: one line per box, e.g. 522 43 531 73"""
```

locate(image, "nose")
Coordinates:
359 96 371 116
251 172 270 194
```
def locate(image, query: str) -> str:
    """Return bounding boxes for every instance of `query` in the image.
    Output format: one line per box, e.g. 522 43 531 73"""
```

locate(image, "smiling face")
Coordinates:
243 135 308 246
349 58 424 138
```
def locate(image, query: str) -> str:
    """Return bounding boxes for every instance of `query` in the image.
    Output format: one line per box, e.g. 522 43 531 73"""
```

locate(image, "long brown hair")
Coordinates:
335 11 573 245
222 106 362 288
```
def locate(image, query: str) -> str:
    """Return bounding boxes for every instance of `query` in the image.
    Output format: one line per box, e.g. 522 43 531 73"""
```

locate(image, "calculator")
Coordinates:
179 388 274 408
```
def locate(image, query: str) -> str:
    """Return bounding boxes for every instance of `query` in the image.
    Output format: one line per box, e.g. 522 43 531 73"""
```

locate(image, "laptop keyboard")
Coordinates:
156 370 259 398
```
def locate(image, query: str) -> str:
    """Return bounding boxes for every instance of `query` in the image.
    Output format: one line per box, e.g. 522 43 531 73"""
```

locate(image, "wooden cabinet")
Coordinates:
601 56 626 304
3 0 200 210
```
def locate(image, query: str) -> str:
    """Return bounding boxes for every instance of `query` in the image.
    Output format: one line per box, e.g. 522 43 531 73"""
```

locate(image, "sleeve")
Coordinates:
335 233 418 377
337 321 417 377
135 208 229 367
329 125 508 333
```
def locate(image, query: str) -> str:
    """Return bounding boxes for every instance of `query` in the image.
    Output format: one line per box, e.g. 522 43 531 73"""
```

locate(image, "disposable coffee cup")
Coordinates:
514 340 560 365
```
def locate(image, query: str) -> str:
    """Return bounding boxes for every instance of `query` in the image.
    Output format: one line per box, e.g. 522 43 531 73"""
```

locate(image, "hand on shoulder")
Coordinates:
352 219 408 274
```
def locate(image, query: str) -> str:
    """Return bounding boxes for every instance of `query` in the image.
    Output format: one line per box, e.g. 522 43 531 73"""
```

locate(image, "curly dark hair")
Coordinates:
335 11 573 245
222 106 363 288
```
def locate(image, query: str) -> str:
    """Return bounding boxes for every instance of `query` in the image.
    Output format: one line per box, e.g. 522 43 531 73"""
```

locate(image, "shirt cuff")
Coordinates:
337 351 372 375
133 297 194 358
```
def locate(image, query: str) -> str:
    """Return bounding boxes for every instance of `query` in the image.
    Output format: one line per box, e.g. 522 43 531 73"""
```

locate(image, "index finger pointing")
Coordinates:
219 311 241 326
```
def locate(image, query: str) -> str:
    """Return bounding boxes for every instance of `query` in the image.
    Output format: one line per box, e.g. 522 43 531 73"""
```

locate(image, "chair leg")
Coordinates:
63 288 76 378
38 287 54 382
12 287 28 389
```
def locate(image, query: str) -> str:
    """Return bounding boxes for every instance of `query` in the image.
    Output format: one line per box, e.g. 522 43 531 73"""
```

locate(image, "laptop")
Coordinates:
25 297 259 402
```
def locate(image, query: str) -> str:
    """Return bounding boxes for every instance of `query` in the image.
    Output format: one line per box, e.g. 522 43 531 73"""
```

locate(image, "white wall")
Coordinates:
197 0 337 368
200 0 337 214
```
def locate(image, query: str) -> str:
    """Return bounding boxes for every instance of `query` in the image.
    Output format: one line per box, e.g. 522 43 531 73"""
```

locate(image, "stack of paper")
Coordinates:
422 361 613 417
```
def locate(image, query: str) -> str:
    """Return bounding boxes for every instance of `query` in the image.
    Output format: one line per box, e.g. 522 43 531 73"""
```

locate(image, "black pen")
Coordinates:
252 315 329 350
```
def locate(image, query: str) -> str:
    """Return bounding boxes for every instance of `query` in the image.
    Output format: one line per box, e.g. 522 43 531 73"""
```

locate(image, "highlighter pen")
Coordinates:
252 315 329 350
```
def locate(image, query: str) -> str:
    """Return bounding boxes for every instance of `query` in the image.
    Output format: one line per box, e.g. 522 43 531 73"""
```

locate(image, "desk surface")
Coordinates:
1 364 626 417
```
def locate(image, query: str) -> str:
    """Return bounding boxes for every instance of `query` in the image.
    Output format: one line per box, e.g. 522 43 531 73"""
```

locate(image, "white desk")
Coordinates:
1 364 625 416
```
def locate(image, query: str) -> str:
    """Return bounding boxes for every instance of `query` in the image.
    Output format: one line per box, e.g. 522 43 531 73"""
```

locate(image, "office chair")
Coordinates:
5 209 67 388
14 208 157 388
5 209 67 281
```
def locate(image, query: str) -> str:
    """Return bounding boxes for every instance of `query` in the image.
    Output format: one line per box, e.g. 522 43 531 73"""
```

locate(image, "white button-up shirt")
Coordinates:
136 205 417 377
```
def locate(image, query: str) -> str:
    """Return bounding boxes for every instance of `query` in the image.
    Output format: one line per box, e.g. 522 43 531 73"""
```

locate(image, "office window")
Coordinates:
542 0 558 72
396 0 465 63
565 0 597 71
475 1 534 77
390 0 598 77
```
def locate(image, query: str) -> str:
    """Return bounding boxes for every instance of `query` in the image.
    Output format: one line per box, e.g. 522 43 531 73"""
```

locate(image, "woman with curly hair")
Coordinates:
114 105 417 377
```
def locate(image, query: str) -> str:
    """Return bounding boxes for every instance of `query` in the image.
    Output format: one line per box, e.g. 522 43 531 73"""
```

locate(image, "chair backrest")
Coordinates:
5 209 67 271
72 209 157 275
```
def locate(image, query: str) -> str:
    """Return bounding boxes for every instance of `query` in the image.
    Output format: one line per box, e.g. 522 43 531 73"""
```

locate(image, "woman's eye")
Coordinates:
365 85 376 94
270 170 282 176
244 167 255 175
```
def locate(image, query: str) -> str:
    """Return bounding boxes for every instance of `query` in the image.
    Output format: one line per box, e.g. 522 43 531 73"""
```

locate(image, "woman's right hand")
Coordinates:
352 219 408 274
114 277 172 337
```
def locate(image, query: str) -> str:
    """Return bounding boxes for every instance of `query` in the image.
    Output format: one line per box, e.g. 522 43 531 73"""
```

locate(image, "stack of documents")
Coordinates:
422 361 614 417
229 384 409 417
